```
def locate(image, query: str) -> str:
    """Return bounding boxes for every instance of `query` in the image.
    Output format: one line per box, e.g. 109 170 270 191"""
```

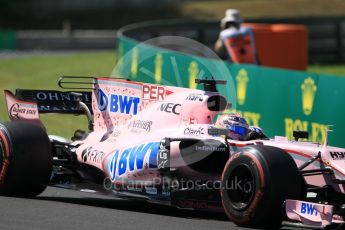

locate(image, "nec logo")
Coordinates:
157 103 181 115
300 202 318 216
97 89 140 115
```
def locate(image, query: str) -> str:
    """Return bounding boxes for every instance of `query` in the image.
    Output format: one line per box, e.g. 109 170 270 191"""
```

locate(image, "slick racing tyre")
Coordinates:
221 145 303 228
0 121 52 197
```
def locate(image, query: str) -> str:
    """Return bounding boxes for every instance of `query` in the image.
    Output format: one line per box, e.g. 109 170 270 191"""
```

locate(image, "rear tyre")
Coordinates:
0 121 52 197
221 145 303 228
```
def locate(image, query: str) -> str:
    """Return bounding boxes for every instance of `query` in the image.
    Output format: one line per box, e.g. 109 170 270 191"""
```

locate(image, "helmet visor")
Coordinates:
229 125 247 136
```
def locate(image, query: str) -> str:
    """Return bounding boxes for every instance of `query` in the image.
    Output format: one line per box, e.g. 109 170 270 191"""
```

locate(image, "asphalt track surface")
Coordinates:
0 187 300 230
0 187 227 230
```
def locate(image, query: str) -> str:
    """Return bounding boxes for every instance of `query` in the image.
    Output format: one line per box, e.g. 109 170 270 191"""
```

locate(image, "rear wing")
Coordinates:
5 76 95 114
4 89 92 126
5 89 92 115
4 76 95 125
14 89 92 114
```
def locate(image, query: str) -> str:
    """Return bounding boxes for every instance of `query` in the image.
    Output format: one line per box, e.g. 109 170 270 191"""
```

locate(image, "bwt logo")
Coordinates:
108 142 160 181
97 89 140 115
300 202 318 216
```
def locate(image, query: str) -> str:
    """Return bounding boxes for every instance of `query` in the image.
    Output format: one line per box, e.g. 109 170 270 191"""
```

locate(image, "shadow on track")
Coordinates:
36 195 229 222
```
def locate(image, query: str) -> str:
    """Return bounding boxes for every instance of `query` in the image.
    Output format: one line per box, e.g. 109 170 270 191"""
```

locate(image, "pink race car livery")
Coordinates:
0 77 345 229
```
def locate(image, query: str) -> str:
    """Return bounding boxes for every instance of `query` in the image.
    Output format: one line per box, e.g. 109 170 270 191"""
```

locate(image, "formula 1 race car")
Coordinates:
1 77 345 229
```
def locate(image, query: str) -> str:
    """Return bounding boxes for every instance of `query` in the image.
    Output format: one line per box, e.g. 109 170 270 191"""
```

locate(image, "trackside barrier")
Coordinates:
115 34 345 148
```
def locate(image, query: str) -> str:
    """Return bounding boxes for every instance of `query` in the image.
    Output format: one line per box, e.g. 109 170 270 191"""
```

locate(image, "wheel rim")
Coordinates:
226 164 255 210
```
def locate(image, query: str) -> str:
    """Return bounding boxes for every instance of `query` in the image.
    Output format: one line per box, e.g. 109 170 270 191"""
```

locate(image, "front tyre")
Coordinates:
0 122 52 197
221 145 303 228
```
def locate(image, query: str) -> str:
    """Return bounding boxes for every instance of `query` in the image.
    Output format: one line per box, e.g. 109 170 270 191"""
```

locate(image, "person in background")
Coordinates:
214 9 259 64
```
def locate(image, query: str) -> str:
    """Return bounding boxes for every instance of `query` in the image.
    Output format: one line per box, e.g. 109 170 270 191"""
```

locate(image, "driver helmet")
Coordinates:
217 113 249 140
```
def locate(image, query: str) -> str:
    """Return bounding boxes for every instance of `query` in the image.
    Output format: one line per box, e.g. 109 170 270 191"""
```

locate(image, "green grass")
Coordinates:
0 51 116 138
